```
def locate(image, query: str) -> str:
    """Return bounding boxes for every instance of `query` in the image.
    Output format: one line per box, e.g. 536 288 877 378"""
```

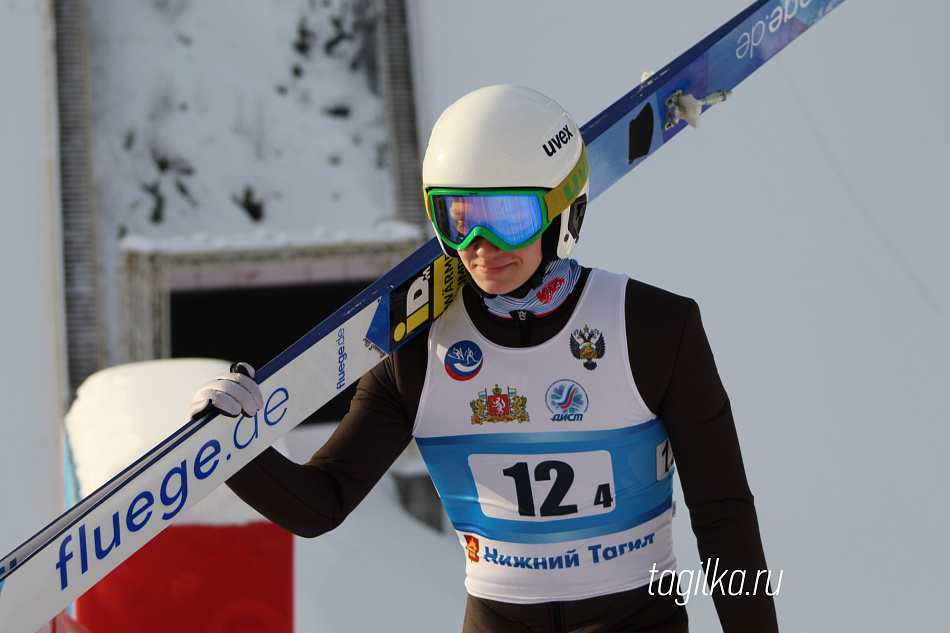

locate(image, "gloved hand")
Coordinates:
188 362 264 419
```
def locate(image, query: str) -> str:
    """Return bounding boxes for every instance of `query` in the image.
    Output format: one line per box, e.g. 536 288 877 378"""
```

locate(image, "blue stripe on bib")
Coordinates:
416 421 673 545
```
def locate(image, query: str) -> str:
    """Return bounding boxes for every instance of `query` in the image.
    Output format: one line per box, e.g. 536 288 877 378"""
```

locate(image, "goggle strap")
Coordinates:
542 144 589 222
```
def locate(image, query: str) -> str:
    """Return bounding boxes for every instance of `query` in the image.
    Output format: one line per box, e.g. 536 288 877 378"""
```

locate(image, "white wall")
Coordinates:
0 0 67 556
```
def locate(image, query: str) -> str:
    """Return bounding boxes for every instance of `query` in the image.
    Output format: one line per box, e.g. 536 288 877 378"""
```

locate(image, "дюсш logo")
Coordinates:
545 379 588 422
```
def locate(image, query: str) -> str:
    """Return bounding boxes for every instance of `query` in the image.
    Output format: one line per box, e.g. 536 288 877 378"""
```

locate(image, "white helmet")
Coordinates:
422 85 588 260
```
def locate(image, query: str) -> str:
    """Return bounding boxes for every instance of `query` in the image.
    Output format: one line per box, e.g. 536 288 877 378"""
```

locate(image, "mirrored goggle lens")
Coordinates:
430 192 545 248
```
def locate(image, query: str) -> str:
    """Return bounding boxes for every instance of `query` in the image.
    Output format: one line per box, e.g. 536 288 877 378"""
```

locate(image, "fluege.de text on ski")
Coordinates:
54 385 292 592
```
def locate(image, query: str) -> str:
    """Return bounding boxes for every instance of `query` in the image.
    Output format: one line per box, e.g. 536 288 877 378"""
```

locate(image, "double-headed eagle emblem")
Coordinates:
569 325 605 370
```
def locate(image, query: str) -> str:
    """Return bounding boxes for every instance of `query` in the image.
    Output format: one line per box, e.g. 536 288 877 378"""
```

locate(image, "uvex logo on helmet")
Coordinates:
542 124 574 157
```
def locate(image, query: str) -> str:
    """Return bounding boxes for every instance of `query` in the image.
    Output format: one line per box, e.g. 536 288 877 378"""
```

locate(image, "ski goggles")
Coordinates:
425 146 589 252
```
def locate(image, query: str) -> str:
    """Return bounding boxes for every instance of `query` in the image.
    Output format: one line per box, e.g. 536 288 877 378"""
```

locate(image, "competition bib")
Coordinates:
413 269 677 603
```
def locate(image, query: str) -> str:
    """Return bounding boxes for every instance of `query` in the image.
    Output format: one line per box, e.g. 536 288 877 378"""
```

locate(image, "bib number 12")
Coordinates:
502 460 615 517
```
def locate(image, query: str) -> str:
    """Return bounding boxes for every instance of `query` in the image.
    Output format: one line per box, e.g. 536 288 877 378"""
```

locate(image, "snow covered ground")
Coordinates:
2 1 948 631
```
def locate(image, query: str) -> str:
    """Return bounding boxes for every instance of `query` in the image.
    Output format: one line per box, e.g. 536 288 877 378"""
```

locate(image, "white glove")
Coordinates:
188 362 264 419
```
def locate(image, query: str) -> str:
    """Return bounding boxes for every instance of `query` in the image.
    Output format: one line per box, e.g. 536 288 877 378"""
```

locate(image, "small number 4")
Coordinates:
594 483 613 509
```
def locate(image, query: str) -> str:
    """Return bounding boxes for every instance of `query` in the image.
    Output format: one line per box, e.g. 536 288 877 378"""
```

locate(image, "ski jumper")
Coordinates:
226 267 779 632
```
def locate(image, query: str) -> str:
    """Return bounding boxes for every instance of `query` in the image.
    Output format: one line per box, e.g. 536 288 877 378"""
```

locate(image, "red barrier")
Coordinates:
74 522 293 633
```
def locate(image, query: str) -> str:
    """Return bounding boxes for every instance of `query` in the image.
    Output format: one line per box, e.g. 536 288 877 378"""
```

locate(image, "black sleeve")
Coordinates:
225 331 427 537
625 279 779 633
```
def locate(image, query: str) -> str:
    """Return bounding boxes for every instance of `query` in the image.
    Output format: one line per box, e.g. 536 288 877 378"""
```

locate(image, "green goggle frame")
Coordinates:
425 145 588 252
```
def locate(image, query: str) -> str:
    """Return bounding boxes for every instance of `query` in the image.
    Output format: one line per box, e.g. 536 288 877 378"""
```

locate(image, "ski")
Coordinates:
0 1 846 630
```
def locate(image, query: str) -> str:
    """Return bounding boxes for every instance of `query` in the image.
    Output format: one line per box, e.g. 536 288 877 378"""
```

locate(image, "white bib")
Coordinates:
414 269 676 603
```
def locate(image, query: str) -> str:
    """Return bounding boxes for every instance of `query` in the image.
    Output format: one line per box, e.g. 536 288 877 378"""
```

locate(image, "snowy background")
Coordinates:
2 0 948 631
